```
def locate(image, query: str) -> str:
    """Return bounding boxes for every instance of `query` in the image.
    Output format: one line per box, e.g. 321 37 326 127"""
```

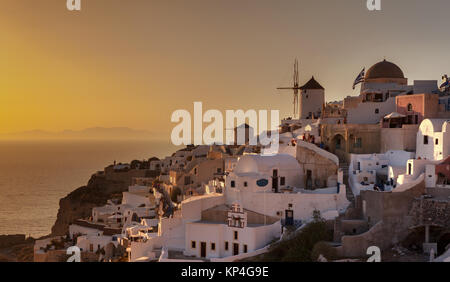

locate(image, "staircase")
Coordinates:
339 162 355 204
334 162 367 243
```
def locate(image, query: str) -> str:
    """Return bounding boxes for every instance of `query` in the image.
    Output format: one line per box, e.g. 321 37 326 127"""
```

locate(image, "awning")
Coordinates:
384 112 406 119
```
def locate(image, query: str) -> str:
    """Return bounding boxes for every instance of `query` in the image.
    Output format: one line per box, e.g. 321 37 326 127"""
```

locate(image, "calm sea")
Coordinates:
0 140 178 238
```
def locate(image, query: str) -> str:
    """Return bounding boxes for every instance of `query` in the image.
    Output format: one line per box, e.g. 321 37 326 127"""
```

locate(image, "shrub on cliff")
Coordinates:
255 210 332 262
311 241 338 261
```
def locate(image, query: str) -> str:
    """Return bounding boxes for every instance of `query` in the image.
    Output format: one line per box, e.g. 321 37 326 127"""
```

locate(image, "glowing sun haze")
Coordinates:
1 0 449 138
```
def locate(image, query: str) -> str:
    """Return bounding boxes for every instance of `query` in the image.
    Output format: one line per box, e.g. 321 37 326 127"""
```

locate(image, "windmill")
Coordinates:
277 59 301 119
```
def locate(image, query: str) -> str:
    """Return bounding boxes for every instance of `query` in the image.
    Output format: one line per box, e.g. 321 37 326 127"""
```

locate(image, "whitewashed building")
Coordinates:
348 150 415 196
416 119 450 161
225 153 349 221
299 77 325 120
396 119 450 187
184 203 280 259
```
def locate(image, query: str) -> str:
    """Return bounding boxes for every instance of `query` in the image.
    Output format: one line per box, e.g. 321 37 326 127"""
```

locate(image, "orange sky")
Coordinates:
1 0 449 138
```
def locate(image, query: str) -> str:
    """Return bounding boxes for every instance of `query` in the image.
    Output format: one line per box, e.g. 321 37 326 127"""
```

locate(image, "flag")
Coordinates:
353 68 365 90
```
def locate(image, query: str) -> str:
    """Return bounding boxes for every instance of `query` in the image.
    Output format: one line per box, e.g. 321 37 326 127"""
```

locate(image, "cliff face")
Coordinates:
51 174 128 236
0 235 35 262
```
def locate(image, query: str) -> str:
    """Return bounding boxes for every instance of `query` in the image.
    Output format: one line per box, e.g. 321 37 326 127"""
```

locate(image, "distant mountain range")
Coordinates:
0 127 157 140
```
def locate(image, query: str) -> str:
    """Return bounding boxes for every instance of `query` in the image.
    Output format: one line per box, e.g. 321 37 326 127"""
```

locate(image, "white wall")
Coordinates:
413 80 438 94
416 119 450 161
226 154 304 193
425 165 437 188
184 221 281 259
397 159 434 185
76 235 114 253
158 217 185 250
347 97 396 124
155 194 226 251
69 224 101 238
225 186 349 221
300 89 324 119
180 194 225 222
122 192 152 207
129 237 161 262
348 151 415 195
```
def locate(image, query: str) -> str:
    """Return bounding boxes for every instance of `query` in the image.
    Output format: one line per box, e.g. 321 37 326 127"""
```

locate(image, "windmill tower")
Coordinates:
277 59 301 119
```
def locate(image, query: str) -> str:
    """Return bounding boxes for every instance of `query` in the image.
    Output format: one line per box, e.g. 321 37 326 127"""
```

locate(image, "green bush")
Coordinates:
259 210 332 262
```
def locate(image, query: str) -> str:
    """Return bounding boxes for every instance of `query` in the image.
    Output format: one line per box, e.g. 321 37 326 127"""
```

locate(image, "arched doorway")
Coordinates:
104 242 116 261
331 134 346 162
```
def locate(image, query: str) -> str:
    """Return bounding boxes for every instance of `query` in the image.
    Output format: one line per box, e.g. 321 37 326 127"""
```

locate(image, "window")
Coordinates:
436 138 439 145
234 231 238 240
424 135 429 145
191 241 196 249
244 245 248 253
194 168 197 175
225 241 229 251
244 181 248 187
375 108 379 114
280 177 286 186
211 243 216 251
217 168 222 173
407 103 413 111
231 181 235 188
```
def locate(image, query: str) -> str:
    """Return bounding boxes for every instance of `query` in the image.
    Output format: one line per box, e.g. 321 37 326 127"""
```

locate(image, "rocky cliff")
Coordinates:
0 235 35 262
51 174 128 236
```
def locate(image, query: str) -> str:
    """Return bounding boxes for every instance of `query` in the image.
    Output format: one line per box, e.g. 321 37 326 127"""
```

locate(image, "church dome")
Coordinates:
365 59 405 80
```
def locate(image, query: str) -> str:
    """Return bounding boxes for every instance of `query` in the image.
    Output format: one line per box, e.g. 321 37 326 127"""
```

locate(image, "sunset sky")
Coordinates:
1 0 449 139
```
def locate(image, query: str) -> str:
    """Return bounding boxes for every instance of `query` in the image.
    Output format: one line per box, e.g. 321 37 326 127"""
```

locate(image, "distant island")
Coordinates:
0 127 157 140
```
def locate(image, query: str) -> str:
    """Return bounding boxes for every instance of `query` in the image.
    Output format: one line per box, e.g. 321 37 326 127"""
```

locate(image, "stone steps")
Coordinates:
339 162 355 203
